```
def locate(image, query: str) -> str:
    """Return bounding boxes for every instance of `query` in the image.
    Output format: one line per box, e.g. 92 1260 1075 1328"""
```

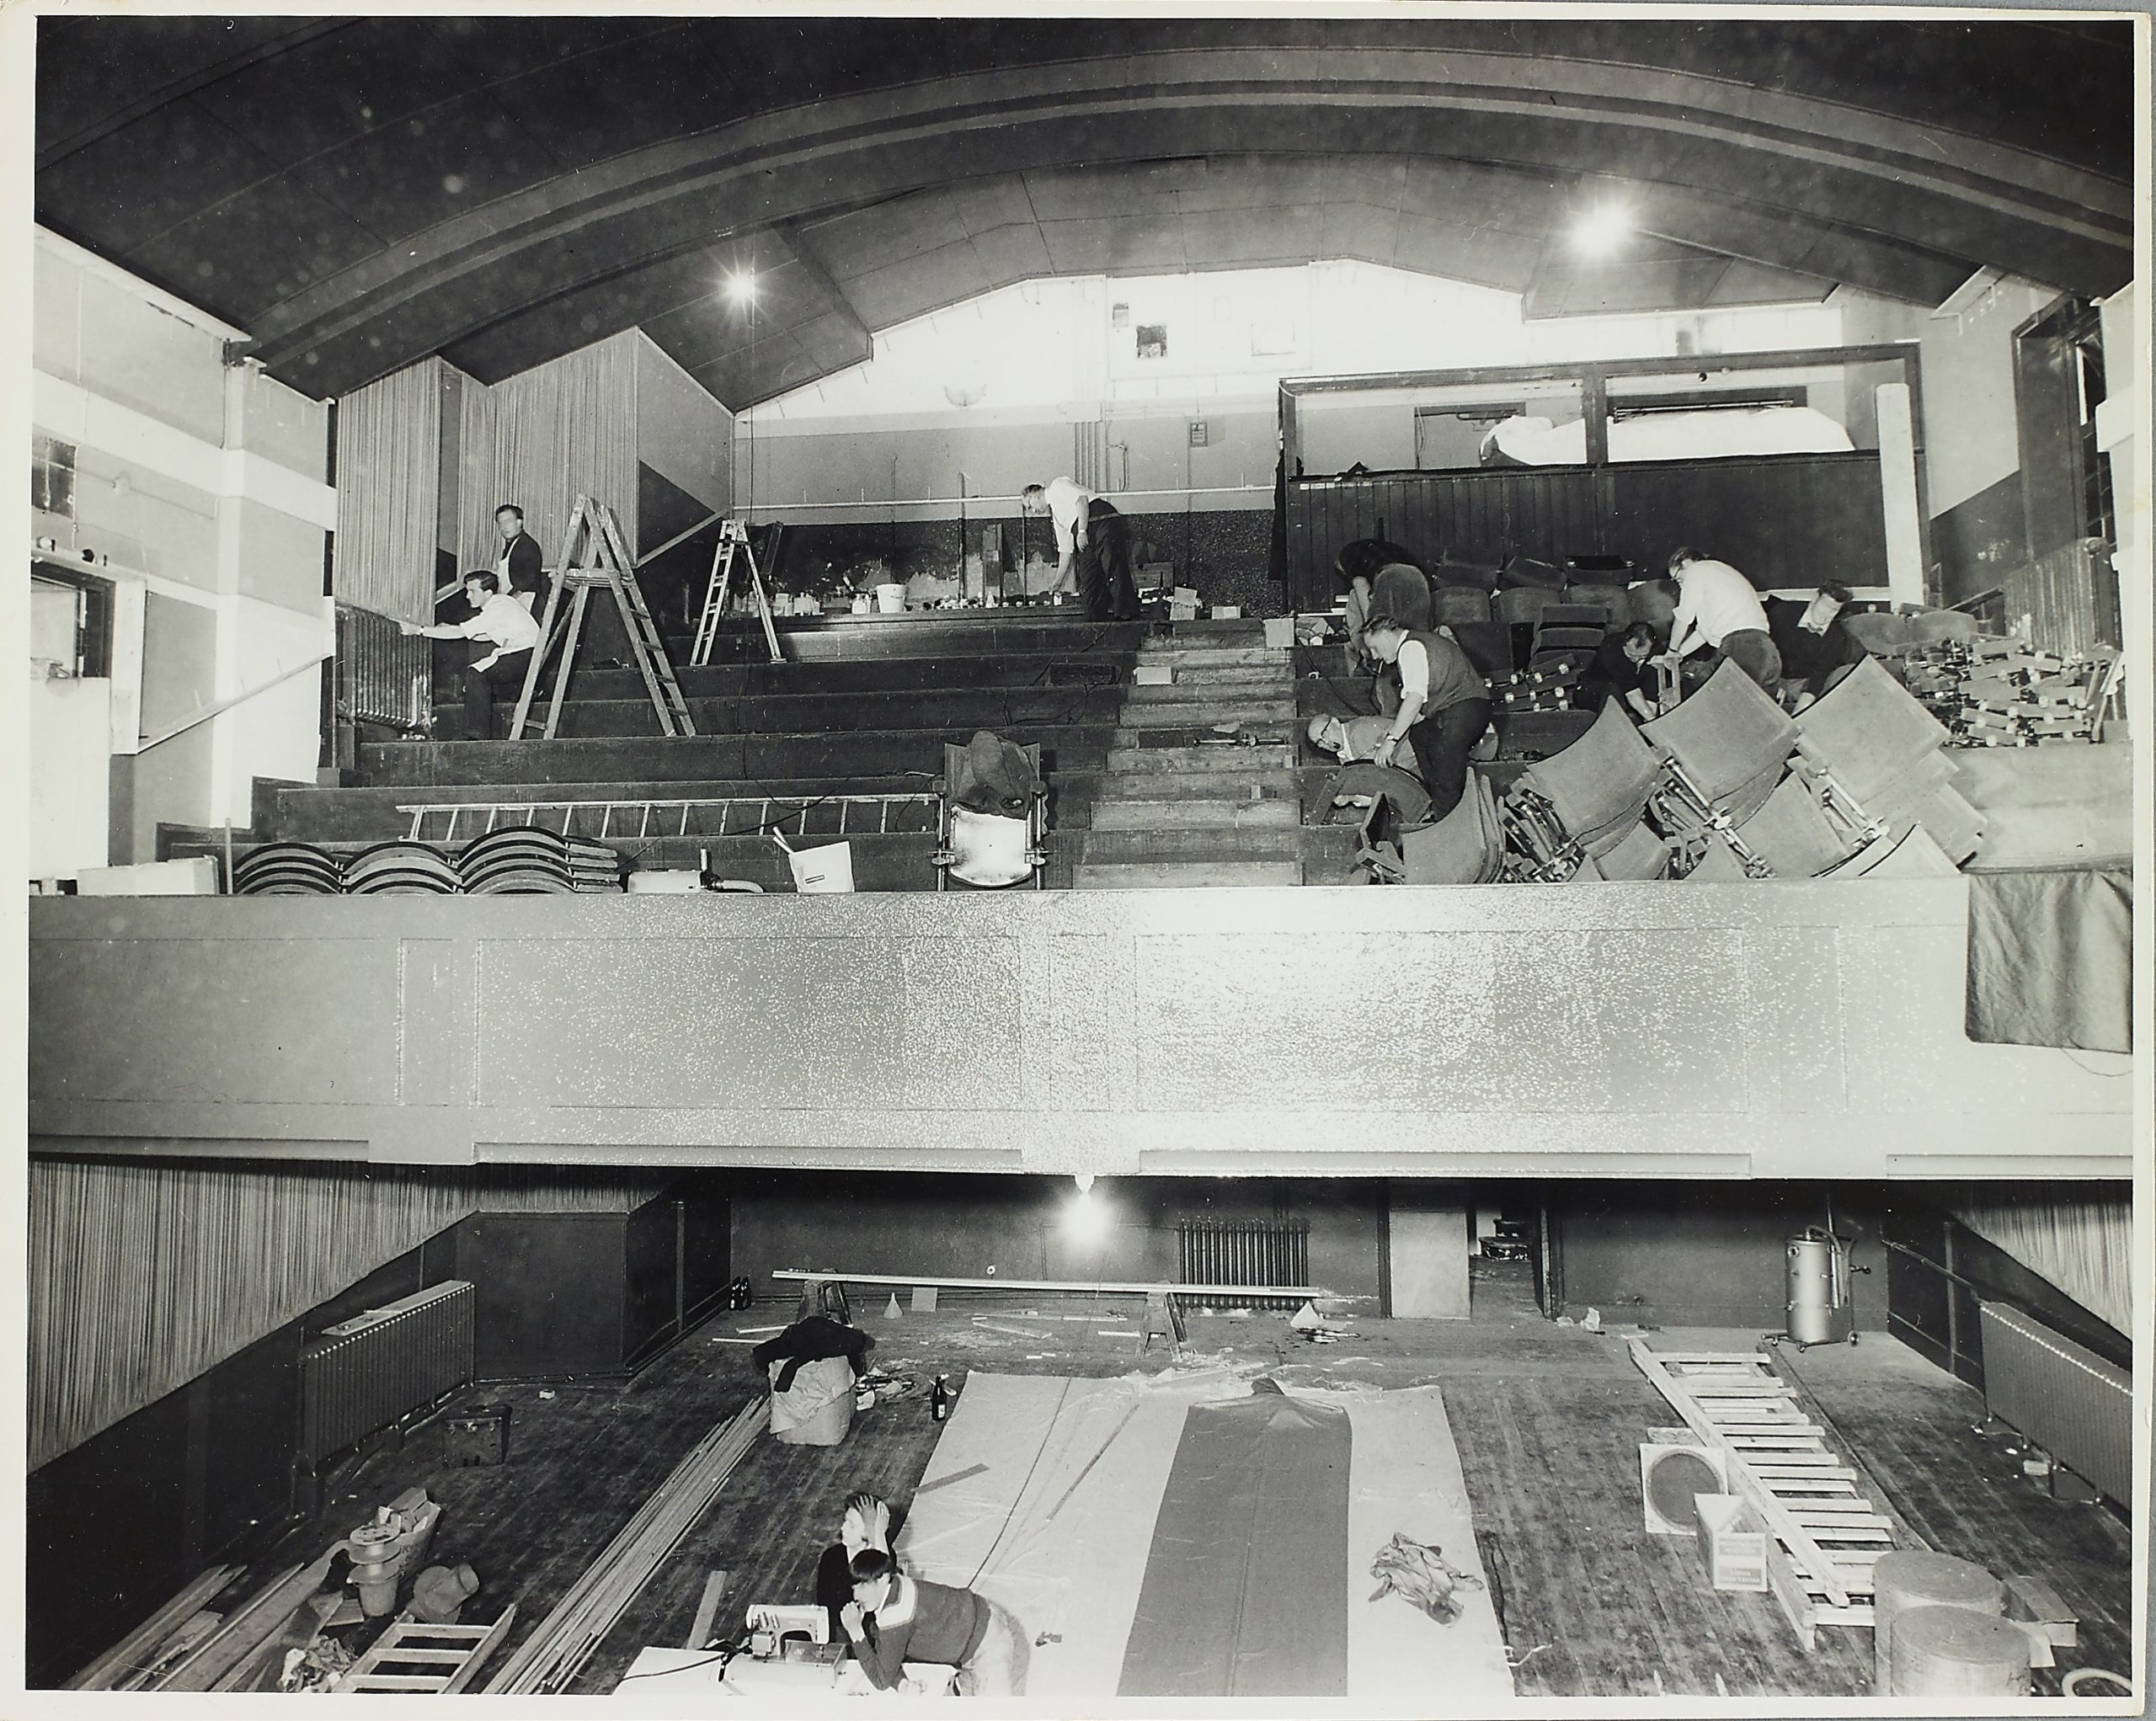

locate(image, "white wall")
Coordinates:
32 228 335 861
740 261 1849 522
1916 274 2057 515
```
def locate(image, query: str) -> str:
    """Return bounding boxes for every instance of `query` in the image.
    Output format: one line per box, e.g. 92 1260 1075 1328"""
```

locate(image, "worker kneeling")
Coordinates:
841 1548 1027 1697
1356 612 1493 824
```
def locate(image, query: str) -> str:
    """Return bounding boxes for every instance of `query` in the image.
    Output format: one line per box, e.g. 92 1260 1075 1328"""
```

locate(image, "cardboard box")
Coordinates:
1262 617 1296 648
1694 1494 1770 1592
1212 605 1244 620
1134 664 1176 685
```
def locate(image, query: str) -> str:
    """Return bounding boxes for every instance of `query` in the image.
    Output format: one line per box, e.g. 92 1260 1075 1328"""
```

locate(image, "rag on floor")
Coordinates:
951 730 1043 816
1369 1532 1484 1624
752 1315 873 1392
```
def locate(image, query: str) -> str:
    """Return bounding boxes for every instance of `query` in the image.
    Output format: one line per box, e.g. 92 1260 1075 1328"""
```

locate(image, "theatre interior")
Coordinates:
20 13 2145 1706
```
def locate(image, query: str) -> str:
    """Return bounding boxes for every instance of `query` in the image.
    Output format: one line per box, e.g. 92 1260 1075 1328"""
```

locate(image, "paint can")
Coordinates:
1890 1605 2032 1697
1871 1550 2004 1691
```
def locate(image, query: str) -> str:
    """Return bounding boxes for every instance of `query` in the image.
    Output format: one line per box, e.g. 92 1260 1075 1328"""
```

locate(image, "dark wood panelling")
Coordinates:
1288 454 1886 609
458 1213 631 1380
27 1387 195 1684
623 1198 681 1367
1930 470 2027 605
196 1325 303 1572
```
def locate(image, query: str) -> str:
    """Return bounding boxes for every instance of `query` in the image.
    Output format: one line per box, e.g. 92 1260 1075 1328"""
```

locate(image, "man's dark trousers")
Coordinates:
461 649 533 740
1406 696 1493 823
1078 499 1142 621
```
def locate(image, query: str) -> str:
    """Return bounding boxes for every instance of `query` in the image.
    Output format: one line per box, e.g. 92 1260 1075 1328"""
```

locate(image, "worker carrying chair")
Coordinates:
933 733 1049 890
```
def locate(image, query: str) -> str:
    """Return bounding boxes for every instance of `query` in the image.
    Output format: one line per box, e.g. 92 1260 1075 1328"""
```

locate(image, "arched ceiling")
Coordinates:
35 16 2135 408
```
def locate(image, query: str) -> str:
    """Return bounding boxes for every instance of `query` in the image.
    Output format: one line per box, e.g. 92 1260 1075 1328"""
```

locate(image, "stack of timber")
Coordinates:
64 1564 242 1689
1630 1340 1902 1650
152 1551 340 1691
484 1398 770 1694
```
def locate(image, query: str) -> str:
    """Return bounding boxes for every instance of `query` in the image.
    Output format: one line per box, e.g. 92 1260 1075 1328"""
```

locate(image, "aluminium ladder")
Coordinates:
1630 1341 1899 1649
401 792 939 845
691 517 783 667
511 496 695 740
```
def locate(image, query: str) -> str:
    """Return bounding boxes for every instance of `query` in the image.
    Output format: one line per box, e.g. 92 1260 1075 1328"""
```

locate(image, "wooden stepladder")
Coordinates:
513 496 695 739
691 517 783 667
1630 1341 1899 1649
333 1606 518 1693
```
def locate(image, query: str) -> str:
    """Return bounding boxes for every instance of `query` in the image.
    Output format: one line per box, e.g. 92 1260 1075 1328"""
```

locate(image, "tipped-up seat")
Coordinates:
1641 659 1801 812
1517 698 1663 857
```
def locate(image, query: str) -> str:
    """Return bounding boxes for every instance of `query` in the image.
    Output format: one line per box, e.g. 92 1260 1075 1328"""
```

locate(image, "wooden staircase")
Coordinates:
1075 628 1304 888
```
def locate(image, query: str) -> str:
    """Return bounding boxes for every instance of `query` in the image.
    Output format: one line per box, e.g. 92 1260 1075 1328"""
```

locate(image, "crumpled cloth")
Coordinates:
1369 1532 1484 1624
951 730 1043 816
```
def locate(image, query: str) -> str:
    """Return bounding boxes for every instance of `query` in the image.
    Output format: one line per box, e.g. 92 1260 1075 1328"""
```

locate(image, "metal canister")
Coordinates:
1785 1230 1848 1345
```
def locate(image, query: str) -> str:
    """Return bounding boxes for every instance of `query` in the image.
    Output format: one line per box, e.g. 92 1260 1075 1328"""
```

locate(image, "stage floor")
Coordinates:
259 1260 2134 1701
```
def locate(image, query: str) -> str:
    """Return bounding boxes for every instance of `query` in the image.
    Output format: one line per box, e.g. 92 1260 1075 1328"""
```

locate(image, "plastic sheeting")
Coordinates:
1965 865 2132 1053
895 1372 1513 1704
1118 1389 1351 1697
1481 406 1854 466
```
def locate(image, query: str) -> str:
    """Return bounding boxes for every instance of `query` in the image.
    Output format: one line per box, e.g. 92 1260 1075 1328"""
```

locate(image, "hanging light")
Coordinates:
1572 203 1633 258
1065 1174 1107 1242
724 269 759 306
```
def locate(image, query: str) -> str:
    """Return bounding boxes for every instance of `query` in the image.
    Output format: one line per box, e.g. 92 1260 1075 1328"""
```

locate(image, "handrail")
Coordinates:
136 652 331 753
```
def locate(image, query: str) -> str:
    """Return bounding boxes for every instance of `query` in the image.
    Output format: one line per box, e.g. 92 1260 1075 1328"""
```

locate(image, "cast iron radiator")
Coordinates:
2002 536 2119 657
335 602 432 733
1176 1217 1310 1308
1977 1299 2131 1505
301 1281 475 1464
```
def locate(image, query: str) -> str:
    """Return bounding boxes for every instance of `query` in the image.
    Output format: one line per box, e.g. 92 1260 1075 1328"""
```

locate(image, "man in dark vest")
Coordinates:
1359 610 1493 823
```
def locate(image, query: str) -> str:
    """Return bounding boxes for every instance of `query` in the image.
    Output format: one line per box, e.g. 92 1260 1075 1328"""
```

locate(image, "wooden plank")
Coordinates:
770 1268 1319 1298
372 1648 472 1663
65 1564 241 1690
1761 1536 1817 1653
347 1673 452 1689
157 1554 333 1692
686 1569 730 1650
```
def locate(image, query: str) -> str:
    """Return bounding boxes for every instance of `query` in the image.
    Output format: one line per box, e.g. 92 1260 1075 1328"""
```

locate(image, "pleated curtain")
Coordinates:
458 331 639 572
1952 1184 2132 1336
28 1157 670 1470
331 360 445 622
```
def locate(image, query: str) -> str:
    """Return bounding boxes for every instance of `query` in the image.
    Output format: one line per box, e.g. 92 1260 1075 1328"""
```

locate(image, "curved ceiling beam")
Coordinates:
242 46 2130 394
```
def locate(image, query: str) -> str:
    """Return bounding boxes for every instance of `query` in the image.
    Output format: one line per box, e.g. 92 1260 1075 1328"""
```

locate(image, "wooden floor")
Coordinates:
266 1260 2133 1699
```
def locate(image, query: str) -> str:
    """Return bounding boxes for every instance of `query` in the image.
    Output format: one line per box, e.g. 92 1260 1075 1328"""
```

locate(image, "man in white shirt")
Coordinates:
400 572 543 739
1021 477 1139 621
1663 546 1782 692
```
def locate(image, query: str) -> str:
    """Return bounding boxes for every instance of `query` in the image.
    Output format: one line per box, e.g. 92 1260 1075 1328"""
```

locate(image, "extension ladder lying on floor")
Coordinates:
400 793 939 845
1630 1342 1895 1649
334 1606 517 1693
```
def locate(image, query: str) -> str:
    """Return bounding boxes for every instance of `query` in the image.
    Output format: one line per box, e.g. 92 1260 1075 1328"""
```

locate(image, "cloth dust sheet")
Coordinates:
895 1371 1513 1705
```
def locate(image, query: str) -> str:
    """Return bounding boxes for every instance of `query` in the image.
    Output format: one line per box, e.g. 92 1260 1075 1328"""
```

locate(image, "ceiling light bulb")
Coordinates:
1074 1174 1095 1197
725 271 758 306
1573 205 1632 258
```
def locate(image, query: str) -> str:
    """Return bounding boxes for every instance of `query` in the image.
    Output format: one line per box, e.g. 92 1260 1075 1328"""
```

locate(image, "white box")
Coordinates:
74 856 220 897
1134 665 1175 685
1213 605 1243 620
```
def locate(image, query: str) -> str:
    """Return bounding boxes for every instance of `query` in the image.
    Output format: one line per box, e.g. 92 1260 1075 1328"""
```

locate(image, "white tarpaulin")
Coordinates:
895 1370 1513 1706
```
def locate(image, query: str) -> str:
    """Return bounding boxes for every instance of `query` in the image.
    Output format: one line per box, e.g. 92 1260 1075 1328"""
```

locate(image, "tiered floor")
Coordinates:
260 1263 2132 1698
